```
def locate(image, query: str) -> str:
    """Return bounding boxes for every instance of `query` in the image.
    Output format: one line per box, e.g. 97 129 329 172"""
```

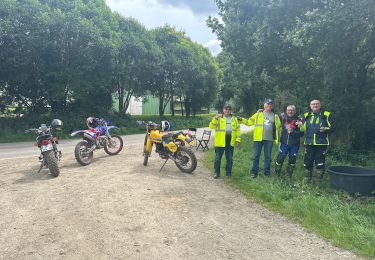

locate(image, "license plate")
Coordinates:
40 143 53 152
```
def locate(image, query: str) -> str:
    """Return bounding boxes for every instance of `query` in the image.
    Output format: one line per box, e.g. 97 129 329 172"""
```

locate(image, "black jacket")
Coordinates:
279 114 303 145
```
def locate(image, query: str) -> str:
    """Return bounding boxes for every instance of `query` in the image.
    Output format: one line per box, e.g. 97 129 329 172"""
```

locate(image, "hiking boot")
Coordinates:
304 169 312 183
317 169 324 185
213 173 220 179
275 163 282 177
286 164 294 180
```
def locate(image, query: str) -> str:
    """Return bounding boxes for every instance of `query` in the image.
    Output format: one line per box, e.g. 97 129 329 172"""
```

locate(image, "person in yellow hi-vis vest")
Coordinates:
209 104 241 179
237 98 281 178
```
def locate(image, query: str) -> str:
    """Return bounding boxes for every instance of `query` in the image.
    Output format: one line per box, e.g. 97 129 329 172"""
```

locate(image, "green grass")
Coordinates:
203 133 375 257
0 114 213 143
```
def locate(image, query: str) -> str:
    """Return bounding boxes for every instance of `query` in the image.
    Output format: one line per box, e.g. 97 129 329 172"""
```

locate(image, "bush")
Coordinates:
0 113 213 143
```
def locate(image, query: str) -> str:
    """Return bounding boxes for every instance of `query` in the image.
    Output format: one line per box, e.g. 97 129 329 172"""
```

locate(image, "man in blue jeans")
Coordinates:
237 98 281 178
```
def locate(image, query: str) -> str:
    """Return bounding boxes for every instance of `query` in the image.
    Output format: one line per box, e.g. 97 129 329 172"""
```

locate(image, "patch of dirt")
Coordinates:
0 144 361 259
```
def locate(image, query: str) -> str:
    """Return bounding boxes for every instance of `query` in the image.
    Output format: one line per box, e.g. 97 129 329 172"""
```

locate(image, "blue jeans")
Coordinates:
252 140 274 176
214 143 234 176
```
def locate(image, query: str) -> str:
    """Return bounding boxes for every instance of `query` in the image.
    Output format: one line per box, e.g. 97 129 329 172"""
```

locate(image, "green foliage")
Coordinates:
208 0 375 151
204 133 375 257
0 1 220 119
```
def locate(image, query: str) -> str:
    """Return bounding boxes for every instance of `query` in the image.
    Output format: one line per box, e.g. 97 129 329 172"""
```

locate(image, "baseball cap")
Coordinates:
264 98 273 104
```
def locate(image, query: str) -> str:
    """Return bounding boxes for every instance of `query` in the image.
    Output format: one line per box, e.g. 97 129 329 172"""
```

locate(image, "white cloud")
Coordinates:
204 39 222 56
105 0 219 55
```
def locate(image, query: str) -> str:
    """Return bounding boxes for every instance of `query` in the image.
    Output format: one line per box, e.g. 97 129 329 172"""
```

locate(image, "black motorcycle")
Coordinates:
25 119 63 177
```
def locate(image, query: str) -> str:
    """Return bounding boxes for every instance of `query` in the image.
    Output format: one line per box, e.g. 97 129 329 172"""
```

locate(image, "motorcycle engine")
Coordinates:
96 136 107 148
156 143 168 159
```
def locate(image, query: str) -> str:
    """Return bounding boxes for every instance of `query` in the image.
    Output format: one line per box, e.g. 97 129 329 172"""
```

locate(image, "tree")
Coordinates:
208 0 375 149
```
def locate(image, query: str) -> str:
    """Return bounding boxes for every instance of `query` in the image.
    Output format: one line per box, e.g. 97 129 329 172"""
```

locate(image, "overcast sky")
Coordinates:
105 0 221 55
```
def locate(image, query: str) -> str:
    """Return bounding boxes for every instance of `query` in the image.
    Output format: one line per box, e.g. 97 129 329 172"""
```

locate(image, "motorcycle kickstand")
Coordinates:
37 162 44 173
159 158 169 172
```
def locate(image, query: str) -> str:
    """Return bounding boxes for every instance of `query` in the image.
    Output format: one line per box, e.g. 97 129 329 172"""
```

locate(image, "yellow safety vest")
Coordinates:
241 112 281 144
209 115 241 147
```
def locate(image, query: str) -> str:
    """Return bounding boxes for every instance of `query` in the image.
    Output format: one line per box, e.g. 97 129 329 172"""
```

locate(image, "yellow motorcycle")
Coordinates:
137 121 197 173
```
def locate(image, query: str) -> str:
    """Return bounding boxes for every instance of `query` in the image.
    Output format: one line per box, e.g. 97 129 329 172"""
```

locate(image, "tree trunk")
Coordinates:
159 91 164 116
170 88 175 116
118 86 124 113
184 96 191 118
180 95 184 116
123 89 133 114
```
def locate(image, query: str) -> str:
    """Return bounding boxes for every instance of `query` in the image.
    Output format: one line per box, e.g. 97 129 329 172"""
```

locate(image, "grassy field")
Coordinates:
0 114 213 143
204 133 375 257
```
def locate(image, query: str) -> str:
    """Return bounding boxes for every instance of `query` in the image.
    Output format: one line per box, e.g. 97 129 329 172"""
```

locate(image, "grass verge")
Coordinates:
203 133 375 257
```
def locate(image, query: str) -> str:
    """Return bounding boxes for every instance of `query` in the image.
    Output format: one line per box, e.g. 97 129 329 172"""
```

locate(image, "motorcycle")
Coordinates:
137 121 197 173
71 119 123 166
25 119 63 177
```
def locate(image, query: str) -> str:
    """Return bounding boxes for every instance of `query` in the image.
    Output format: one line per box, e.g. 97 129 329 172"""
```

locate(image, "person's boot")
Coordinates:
317 169 324 185
286 164 294 181
304 169 312 183
274 163 282 177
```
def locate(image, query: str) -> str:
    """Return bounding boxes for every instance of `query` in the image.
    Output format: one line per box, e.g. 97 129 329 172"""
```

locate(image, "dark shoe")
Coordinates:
213 174 220 179
316 170 324 184
286 164 294 180
226 173 232 177
304 169 312 183
275 164 282 177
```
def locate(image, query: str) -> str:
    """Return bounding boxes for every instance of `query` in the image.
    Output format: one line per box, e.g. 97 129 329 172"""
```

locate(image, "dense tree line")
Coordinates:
208 0 375 150
0 0 219 117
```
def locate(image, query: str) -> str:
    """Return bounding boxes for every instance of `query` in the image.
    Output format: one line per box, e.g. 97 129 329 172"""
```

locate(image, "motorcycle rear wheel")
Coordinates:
44 150 60 177
174 147 197 173
75 141 93 166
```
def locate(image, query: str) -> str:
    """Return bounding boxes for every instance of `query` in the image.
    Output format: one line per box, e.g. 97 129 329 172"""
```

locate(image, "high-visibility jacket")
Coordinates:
300 111 333 145
240 111 281 144
209 115 241 147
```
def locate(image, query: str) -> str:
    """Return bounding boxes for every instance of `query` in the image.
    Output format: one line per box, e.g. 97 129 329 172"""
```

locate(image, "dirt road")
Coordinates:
0 135 360 259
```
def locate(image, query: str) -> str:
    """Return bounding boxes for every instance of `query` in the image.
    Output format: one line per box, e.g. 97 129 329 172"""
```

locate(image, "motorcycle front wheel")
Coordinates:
104 135 123 155
75 141 93 166
143 148 150 166
44 150 60 177
174 146 197 173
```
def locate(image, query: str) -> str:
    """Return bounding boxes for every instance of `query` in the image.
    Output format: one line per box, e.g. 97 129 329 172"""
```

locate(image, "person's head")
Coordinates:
222 104 232 116
263 98 273 112
286 105 296 117
310 99 321 113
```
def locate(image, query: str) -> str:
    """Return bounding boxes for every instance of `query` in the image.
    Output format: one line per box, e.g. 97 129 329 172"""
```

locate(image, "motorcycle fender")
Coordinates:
145 138 153 153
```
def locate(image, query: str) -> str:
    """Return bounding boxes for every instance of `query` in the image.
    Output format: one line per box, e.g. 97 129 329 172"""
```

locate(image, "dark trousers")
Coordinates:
214 136 234 176
304 145 328 171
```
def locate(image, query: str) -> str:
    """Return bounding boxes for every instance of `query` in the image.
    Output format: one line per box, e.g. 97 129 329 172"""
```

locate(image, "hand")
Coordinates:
296 121 303 128
235 141 241 148
319 127 328 132
215 113 222 120
236 116 242 121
